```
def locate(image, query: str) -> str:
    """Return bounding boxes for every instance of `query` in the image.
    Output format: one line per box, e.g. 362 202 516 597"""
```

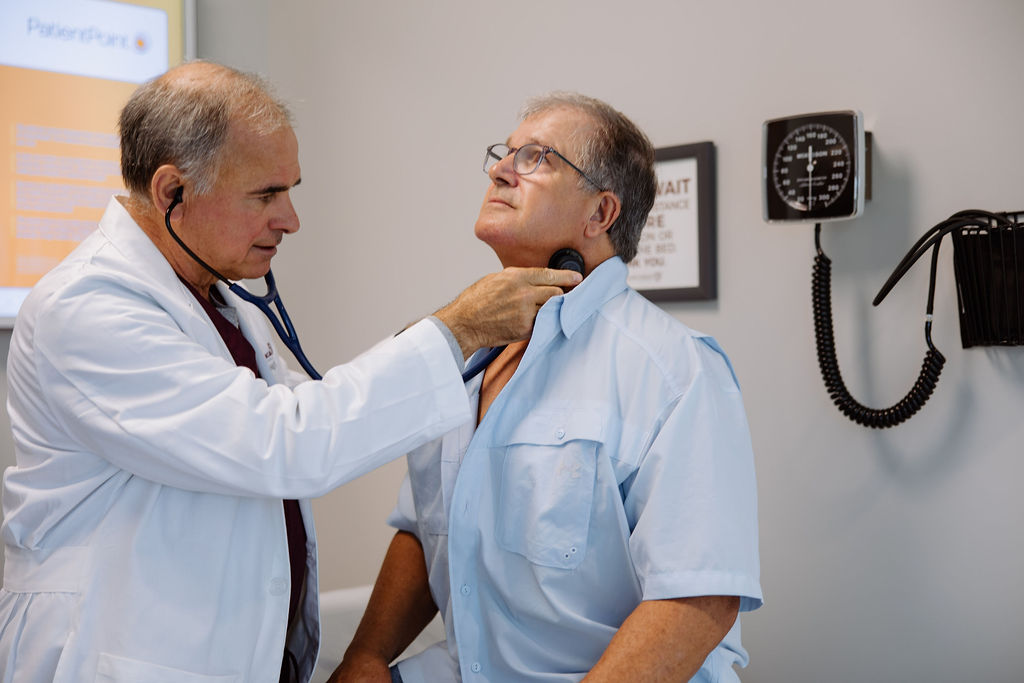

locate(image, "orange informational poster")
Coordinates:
0 0 186 324
0 68 133 289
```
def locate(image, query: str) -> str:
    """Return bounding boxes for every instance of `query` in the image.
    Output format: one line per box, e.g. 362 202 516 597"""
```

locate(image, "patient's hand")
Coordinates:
327 650 393 683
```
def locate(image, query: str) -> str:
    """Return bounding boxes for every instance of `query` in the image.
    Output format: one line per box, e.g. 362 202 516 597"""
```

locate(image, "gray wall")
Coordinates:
3 0 1023 681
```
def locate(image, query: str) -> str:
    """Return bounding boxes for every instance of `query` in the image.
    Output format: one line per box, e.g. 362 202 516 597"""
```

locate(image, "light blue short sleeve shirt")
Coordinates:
389 257 762 683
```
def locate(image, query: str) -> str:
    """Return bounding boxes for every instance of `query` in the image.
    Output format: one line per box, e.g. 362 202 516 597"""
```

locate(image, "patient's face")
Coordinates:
474 107 597 268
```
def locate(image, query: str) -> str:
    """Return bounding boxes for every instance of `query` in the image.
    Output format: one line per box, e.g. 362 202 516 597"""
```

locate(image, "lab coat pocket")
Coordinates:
95 652 241 683
495 410 602 570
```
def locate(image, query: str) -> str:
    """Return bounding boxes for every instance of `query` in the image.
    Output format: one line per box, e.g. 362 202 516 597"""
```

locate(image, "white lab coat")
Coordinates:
0 197 471 682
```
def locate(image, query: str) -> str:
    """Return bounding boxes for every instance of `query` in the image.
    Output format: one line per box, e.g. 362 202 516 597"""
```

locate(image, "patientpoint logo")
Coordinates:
26 17 148 53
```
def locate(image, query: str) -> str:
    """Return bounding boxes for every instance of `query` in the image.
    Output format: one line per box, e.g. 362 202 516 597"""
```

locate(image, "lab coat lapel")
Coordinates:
96 197 233 361
219 282 293 385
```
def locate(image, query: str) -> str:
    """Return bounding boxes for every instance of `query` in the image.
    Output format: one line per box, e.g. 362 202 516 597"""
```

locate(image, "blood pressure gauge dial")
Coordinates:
762 110 867 223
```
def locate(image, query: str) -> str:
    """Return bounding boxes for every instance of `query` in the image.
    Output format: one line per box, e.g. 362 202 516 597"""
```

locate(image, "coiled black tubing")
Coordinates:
812 223 946 428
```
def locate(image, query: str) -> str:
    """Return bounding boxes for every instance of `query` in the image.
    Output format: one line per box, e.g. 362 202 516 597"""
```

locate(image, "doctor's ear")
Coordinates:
151 165 186 214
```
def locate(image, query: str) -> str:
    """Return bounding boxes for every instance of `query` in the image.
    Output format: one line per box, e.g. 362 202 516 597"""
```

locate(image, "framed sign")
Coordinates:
626 141 716 301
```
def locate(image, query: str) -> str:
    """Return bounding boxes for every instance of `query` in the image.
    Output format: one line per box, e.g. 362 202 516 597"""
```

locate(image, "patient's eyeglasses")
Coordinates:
483 143 604 190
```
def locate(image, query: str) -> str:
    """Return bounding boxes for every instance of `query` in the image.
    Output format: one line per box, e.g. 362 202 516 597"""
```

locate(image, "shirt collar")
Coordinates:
548 255 630 339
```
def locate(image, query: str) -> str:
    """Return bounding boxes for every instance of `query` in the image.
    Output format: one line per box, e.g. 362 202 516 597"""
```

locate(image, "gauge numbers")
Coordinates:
772 123 851 211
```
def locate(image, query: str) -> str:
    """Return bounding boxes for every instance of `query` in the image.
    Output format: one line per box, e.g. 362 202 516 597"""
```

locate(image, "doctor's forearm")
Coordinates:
582 595 739 682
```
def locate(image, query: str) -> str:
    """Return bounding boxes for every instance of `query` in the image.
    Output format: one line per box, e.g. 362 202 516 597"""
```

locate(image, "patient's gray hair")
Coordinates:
520 93 656 263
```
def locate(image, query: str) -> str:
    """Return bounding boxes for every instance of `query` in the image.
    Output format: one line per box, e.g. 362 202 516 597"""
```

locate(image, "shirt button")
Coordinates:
269 577 288 595
461 584 471 596
555 428 565 440
471 662 482 673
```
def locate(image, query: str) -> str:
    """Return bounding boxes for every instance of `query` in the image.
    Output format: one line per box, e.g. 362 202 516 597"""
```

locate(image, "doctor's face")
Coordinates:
475 108 598 268
182 122 301 287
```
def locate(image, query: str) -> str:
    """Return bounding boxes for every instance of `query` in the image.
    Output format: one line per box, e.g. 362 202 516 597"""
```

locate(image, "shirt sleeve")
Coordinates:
425 315 465 373
624 339 763 613
386 473 419 535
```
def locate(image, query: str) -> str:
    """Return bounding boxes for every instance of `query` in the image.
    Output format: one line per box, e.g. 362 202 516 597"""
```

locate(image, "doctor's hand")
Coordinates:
435 267 582 360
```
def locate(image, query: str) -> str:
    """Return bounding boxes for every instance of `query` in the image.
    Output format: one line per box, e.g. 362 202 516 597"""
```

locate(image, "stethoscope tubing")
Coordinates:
164 189 322 380
461 345 505 383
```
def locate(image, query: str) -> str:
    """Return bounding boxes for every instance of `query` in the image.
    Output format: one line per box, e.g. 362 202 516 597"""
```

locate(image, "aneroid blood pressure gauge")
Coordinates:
762 110 867 222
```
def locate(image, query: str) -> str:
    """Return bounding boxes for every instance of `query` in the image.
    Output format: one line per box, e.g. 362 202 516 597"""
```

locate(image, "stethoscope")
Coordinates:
461 346 503 383
164 187 322 380
460 247 585 383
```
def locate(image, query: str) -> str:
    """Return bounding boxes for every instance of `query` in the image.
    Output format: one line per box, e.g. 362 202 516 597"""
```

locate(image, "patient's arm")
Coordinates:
329 530 438 683
583 595 739 682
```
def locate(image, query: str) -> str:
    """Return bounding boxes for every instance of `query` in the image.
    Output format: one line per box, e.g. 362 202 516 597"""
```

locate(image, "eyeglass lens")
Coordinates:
484 144 548 176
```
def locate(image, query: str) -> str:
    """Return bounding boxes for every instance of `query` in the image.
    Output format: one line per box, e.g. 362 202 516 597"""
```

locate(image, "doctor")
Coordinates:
0 61 579 683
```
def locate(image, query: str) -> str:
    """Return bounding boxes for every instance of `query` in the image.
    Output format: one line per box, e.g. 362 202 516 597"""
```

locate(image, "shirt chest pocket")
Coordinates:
494 410 604 570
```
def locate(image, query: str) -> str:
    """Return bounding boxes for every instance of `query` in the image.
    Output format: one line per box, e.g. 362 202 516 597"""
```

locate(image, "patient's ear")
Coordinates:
584 191 621 239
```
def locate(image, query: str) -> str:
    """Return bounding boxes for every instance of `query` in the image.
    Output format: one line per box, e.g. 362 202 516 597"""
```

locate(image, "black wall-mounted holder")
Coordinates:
876 209 1024 349
949 211 1024 348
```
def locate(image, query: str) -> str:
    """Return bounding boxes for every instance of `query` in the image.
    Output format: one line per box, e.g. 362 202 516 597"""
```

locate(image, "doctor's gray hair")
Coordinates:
119 60 292 198
520 93 656 263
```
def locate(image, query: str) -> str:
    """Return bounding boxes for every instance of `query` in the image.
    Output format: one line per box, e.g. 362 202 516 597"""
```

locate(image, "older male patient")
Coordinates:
333 93 762 682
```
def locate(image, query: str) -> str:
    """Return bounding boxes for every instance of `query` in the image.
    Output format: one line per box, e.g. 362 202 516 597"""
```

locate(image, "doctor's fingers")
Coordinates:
480 272 568 335
522 266 582 290
434 267 577 355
